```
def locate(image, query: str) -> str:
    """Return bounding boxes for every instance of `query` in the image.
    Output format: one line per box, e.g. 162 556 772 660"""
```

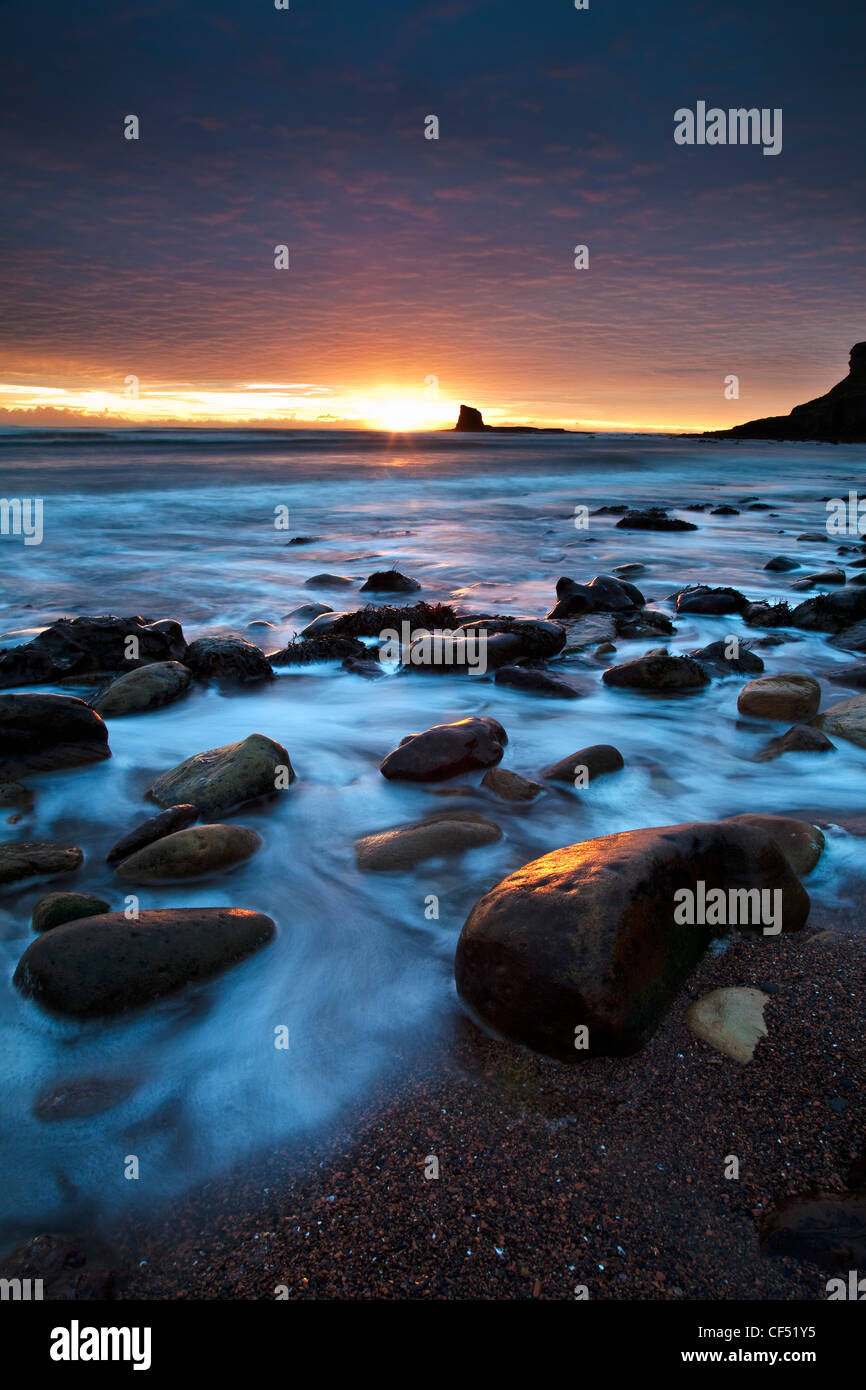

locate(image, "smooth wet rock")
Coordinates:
13 907 276 1017
813 692 866 747
756 723 836 761
0 842 83 887
791 586 866 633
304 573 354 588
0 692 110 776
548 574 643 620
615 608 675 640
32 892 111 933
355 810 502 871
725 813 825 877
106 804 198 864
380 716 507 782
826 661 866 688
541 744 625 784
454 820 808 1060
457 617 566 666
693 640 764 676
616 508 698 532
481 767 544 802
299 611 351 637
114 824 261 883
90 661 192 717
494 666 582 698
0 779 34 809
603 652 710 691
831 619 866 652
285 602 333 622
342 655 385 679
360 569 420 594
764 556 799 572
737 673 821 721
676 585 748 616
183 636 274 685
148 733 292 817
685 987 769 1063
0 614 186 689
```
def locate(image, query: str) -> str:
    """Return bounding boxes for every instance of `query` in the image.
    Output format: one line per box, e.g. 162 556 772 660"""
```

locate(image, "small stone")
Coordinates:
685 987 769 1064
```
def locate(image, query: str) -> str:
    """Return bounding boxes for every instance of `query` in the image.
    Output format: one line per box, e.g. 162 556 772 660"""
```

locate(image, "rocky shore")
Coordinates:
2 508 865 1298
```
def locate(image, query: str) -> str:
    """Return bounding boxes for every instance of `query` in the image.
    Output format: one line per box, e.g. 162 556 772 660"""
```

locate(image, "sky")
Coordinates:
0 0 864 431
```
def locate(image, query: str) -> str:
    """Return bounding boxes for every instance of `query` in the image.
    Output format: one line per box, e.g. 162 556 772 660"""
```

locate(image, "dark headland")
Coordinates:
706 341 866 444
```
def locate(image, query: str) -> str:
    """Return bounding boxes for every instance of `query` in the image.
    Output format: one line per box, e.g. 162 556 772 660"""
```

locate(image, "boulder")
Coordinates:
615 508 698 532
756 724 836 761
454 820 809 1060
724 813 825 877
32 892 111 933
493 666 582 698
0 693 110 776
481 768 544 802
106 804 199 864
602 652 710 691
541 744 625 784
547 574 643 620
0 842 83 887
285 602 333 622
304 573 354 588
764 556 799 572
692 640 764 676
826 662 866 688
830 619 866 653
813 692 866 748
456 617 566 665
299 611 351 637
737 673 821 721
675 585 748 616
269 634 367 665
13 907 276 1017
790 587 866 633
685 988 769 1063
355 811 502 871
147 733 292 817
380 716 507 782
360 570 420 594
0 614 186 689
114 824 261 883
182 636 274 685
90 661 192 717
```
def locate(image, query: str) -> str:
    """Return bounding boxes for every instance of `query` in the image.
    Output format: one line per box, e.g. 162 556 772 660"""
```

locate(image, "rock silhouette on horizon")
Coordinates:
453 403 570 434
708 343 866 444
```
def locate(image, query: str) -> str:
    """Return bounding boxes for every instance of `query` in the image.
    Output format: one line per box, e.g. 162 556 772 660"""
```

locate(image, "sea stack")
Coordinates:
708 342 866 444
454 404 488 432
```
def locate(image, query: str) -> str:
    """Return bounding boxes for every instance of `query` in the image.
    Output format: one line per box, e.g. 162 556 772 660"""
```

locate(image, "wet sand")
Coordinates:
113 918 864 1301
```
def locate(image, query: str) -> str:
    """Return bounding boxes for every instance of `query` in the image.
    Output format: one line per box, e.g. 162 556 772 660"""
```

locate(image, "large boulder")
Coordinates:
90 661 192 717
737 673 821 721
0 615 186 688
0 693 110 776
13 907 276 1017
813 693 866 748
355 811 502 871
454 820 809 1060
547 574 643 619
182 636 274 685
147 733 292 817
380 717 507 781
602 652 710 691
114 824 261 883
790 587 866 633
0 842 83 887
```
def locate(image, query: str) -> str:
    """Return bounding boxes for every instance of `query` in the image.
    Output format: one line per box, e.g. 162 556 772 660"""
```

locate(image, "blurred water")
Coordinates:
0 429 864 1243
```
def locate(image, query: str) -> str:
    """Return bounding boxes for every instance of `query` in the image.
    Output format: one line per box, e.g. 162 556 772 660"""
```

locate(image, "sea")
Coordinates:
0 427 863 1247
